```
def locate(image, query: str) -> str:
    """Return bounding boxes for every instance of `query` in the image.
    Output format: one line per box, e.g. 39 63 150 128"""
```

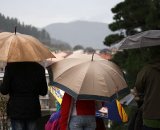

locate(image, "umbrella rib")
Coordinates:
104 63 126 83
78 62 92 94
7 35 16 62
54 61 91 93
54 59 89 80
97 62 119 94
18 34 50 61
99 61 127 93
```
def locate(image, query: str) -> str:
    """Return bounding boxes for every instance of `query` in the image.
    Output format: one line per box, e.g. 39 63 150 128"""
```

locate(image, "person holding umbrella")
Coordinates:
60 92 106 130
50 53 128 130
0 30 55 130
133 47 160 130
0 62 48 130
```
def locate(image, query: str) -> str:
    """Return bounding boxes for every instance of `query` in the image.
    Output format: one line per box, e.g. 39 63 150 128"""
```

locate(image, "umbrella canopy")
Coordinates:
0 32 55 62
67 52 102 59
0 62 6 68
40 52 66 67
51 54 129 101
118 30 160 50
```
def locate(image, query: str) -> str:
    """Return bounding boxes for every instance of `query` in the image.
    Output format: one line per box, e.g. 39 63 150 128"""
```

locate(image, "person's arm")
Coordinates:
0 65 10 95
134 66 148 94
39 68 48 96
134 67 147 106
60 93 72 130
46 65 53 85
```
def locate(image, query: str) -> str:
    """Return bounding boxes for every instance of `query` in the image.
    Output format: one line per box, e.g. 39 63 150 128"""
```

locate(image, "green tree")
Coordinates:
0 12 51 46
73 45 84 51
145 0 160 29
109 0 150 35
84 47 95 54
104 0 160 88
104 34 124 46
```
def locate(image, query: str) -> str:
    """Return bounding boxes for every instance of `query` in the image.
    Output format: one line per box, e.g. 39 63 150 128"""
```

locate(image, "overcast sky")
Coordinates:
0 0 122 28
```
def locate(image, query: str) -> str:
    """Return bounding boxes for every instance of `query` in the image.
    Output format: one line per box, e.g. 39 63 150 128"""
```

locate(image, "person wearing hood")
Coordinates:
134 49 160 130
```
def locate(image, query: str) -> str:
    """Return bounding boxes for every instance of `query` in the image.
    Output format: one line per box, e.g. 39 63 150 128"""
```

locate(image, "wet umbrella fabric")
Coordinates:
0 32 55 62
117 30 160 50
51 54 129 101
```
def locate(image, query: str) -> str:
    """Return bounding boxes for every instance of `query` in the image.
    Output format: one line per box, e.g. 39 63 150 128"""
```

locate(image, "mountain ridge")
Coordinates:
44 20 112 49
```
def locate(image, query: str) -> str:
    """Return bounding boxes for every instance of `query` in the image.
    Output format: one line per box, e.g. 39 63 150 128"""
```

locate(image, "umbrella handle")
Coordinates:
91 52 95 61
15 26 17 35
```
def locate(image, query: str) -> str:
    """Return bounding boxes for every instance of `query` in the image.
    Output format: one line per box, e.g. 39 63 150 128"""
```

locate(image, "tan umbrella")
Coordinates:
0 62 6 68
67 52 102 59
41 52 66 67
51 54 129 101
0 32 55 62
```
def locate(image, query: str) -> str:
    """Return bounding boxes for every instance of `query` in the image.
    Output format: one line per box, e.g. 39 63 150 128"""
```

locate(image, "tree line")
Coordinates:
0 12 51 46
0 13 84 51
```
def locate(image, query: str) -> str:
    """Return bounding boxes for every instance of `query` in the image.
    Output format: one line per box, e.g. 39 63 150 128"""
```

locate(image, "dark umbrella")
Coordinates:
117 30 160 50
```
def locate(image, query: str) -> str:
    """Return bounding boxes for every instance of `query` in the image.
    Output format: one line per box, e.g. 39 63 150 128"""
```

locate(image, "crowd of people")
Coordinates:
0 48 160 130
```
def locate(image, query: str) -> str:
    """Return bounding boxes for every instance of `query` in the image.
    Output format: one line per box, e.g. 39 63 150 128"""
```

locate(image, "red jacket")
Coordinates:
60 93 95 130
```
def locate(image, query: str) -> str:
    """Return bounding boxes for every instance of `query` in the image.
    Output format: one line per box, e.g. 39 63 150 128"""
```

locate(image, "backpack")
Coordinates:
45 110 61 130
96 100 128 123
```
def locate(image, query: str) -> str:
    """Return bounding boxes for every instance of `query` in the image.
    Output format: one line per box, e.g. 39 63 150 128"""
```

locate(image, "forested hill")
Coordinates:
0 13 51 46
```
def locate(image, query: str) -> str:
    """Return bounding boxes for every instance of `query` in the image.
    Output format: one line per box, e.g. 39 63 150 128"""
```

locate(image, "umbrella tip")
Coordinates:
91 52 95 61
14 26 17 35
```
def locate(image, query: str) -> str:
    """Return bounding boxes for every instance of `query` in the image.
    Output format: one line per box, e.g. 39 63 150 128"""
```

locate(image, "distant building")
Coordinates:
99 48 112 60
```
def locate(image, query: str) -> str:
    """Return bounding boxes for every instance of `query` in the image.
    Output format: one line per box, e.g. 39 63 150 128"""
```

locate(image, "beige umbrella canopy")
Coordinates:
51 54 129 101
67 52 102 59
0 32 55 62
41 51 66 67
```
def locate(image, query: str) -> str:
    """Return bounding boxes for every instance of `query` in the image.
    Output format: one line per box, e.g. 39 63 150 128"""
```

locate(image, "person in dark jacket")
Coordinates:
134 56 160 130
0 62 48 130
